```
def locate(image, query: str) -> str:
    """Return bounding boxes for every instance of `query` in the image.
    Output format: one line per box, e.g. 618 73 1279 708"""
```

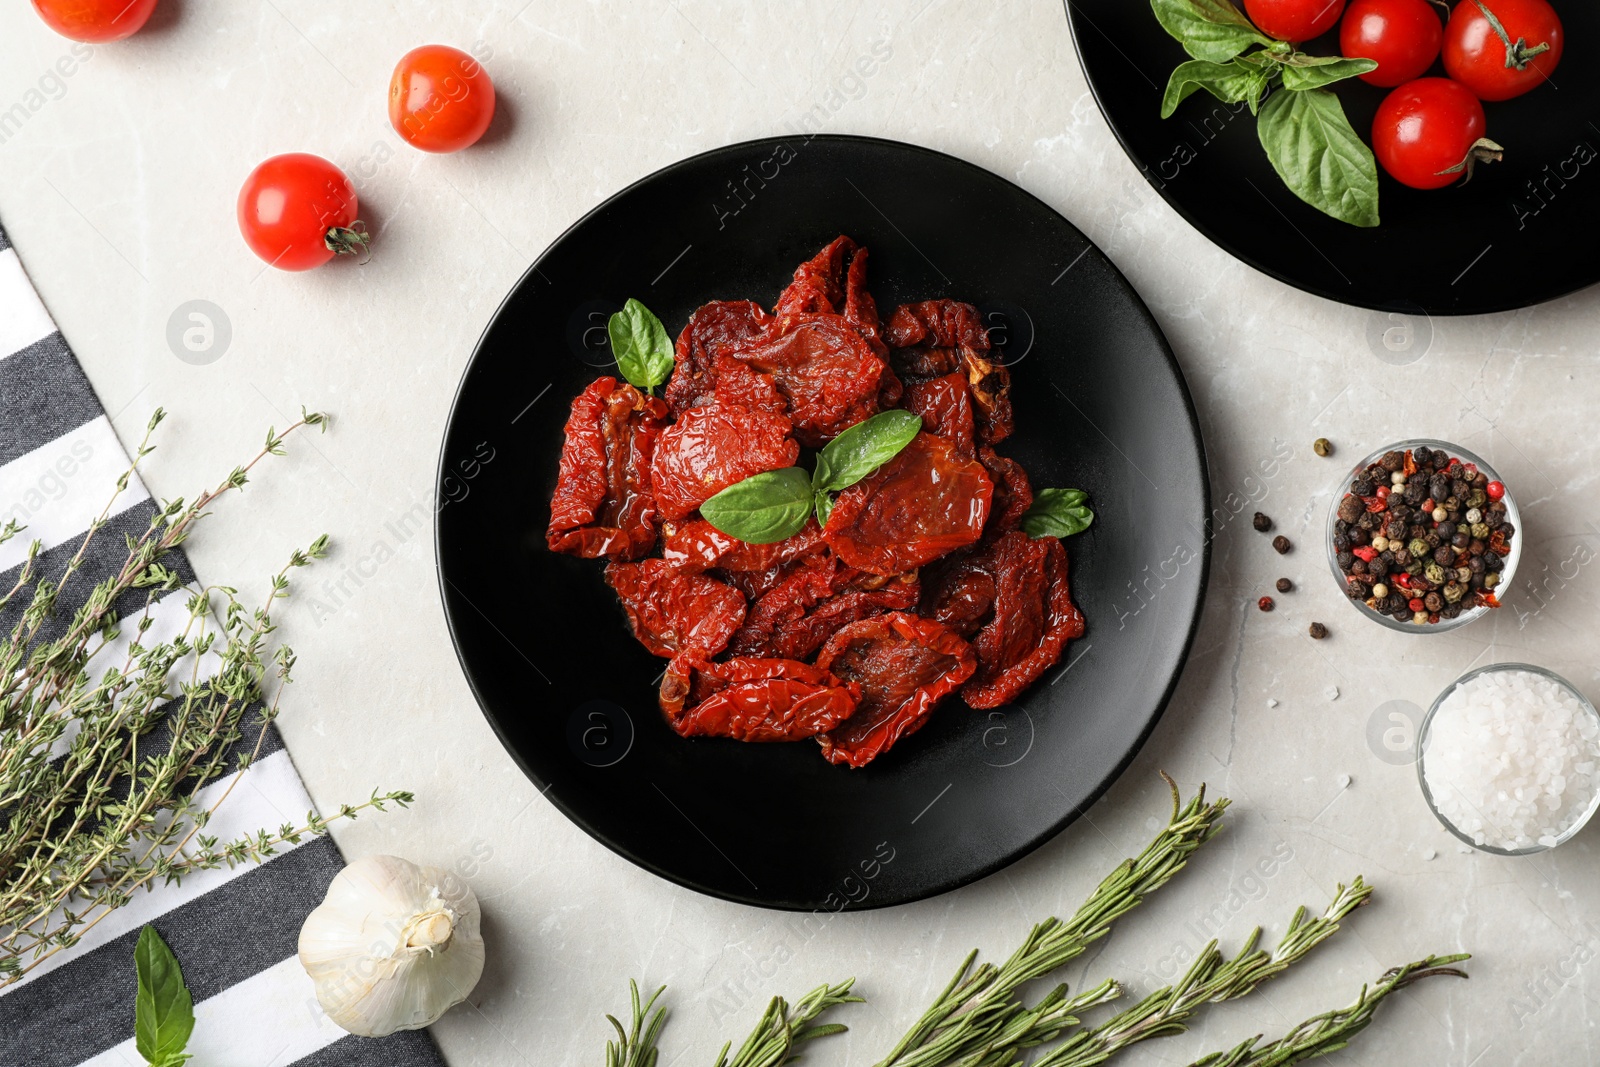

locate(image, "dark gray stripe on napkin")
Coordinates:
0 333 102 467
293 1030 450 1067
0 500 199 645
0 836 345 1067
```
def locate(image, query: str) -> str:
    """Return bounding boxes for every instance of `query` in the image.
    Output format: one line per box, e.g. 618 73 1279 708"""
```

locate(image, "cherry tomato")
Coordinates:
1443 0 1562 101
1372 77 1499 190
30 0 157 42
1244 0 1347 43
388 45 496 154
1340 0 1443 86
236 154 368 272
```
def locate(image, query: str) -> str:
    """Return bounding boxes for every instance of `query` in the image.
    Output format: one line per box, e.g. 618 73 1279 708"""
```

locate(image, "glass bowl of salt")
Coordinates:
1417 663 1600 855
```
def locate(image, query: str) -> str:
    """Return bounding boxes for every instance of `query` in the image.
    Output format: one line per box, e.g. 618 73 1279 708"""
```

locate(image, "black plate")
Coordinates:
1066 1 1600 314
436 135 1209 910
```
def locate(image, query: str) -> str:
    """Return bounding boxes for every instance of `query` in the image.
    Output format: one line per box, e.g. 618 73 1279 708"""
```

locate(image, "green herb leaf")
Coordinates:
815 490 835 528
1161 59 1269 118
134 926 194 1067
701 467 815 545
1150 0 1273 62
812 411 922 493
1257 87 1380 228
607 298 675 392
1278 54 1379 91
1021 488 1095 539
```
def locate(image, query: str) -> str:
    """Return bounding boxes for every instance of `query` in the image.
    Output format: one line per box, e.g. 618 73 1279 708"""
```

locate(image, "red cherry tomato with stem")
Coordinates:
1372 77 1501 190
30 0 157 42
1244 0 1347 43
237 154 369 272
389 45 496 154
1339 0 1443 87
1443 0 1562 101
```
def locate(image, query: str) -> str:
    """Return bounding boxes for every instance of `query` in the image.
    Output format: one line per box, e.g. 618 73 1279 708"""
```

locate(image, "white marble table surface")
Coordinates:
3 2 1597 1064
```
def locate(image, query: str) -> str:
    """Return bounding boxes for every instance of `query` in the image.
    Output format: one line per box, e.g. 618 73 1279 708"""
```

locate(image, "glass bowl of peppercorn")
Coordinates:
1326 440 1520 632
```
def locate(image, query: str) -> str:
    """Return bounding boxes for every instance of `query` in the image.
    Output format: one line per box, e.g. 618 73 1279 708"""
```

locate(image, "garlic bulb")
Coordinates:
298 854 486 1037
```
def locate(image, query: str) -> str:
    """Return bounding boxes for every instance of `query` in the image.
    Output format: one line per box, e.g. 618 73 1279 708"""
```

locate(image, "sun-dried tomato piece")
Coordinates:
649 402 800 521
660 518 825 574
665 300 774 416
708 353 788 415
961 532 1084 709
726 316 887 446
774 236 855 320
816 612 976 768
729 557 919 660
843 243 887 357
604 558 746 659
903 373 975 457
547 376 669 559
920 551 997 639
885 301 1012 445
979 447 1033 537
660 654 860 741
824 432 992 575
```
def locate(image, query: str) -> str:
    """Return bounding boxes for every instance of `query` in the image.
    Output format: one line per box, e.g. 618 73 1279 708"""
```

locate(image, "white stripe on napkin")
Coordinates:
0 248 56 359
0 414 149 571
0 749 315 994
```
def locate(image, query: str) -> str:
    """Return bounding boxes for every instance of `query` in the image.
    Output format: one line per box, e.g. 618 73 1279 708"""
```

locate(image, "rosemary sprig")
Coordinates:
1187 954 1471 1067
1031 879 1374 1067
0 408 408 984
711 979 860 1067
872 774 1229 1067
607 980 668 1067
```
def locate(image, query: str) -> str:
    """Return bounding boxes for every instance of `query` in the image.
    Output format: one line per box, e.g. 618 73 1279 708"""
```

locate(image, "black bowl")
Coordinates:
436 135 1209 910
1066 0 1600 314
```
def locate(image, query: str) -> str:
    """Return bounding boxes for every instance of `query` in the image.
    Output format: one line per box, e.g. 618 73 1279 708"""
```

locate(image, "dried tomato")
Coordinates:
665 300 773 416
903 373 975 457
824 432 993 575
604 558 746 659
660 517 824 574
729 558 920 661
978 447 1032 537
649 402 800 521
660 654 860 742
920 551 998 639
885 300 1011 444
961 533 1084 709
726 315 888 446
547 376 668 559
816 612 976 768
774 236 855 321
884 300 988 350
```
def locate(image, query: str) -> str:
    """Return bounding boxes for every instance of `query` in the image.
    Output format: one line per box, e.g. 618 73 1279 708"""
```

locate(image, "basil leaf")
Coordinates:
812 411 922 493
1161 59 1267 118
1279 54 1378 91
1257 87 1380 228
1150 0 1272 62
701 467 814 545
607 298 674 392
1021 488 1095 539
814 490 835 528
135 926 194 1067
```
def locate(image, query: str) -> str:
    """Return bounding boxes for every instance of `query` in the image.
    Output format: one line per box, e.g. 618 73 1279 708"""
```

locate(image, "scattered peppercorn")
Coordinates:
1276 577 1293 593
1331 446 1515 625
1313 437 1333 457
1258 596 1275 612
1308 622 1328 639
1272 535 1291 554
1253 512 1272 532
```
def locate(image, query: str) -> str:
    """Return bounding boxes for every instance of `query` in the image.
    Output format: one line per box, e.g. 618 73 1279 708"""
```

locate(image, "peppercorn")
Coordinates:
1332 532 1351 552
1337 496 1362 524
1309 622 1328 639
1313 437 1332 457
1443 582 1465 604
1430 545 1451 565
1424 591 1443 612
1392 548 1412 566
1485 553 1504 573
1351 476 1375 497
1404 482 1426 505
1276 577 1293 593
1336 551 1355 570
1485 572 1501 589
1346 581 1370 600
1425 562 1446 585
1272 535 1291 554
1413 446 1433 467
1470 522 1490 541
1499 522 1515 538
1381 451 1404 472
1258 596 1275 612
1385 519 1407 541
1486 480 1505 501
1436 520 1455 540
1350 528 1370 546
1451 532 1470 548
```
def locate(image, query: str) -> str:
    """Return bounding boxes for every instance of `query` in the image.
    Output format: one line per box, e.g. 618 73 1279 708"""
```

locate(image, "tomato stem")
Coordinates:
1434 137 1505 184
1469 0 1551 70
324 222 372 264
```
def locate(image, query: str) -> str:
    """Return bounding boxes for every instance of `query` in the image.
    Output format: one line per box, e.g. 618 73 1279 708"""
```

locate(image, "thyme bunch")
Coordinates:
1187 954 1471 1067
0 409 411 984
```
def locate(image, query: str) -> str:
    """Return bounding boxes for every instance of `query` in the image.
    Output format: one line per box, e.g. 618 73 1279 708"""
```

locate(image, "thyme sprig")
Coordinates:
872 775 1228 1067
1032 879 1374 1067
710 979 860 1067
1187 954 1471 1067
0 408 410 984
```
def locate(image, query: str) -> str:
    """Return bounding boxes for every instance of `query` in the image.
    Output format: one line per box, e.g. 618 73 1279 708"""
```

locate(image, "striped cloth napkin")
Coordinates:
0 222 447 1067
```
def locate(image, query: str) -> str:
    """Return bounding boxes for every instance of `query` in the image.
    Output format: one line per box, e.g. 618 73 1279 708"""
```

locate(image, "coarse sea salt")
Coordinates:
1423 668 1600 851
